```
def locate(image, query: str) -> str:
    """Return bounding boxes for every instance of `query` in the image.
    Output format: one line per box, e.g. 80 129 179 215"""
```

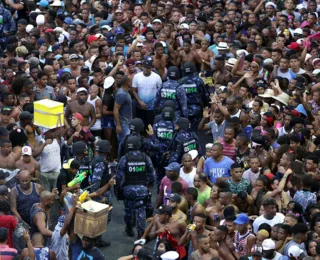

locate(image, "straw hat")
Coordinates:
258 89 275 98
272 92 290 105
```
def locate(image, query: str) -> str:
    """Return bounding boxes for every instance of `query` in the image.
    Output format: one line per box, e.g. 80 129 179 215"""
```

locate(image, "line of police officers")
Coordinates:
70 62 205 241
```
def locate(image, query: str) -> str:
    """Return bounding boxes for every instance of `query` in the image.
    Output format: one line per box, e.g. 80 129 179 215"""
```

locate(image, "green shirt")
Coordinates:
197 187 211 206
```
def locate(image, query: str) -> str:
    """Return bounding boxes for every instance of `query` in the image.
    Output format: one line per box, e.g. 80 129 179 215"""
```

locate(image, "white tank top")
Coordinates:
87 95 102 131
230 109 241 118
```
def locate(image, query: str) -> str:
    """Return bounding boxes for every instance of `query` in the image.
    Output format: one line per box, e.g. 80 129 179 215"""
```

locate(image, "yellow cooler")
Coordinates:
34 99 64 129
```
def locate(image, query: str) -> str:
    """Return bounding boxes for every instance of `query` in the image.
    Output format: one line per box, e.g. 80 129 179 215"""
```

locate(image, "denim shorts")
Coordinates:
101 115 115 129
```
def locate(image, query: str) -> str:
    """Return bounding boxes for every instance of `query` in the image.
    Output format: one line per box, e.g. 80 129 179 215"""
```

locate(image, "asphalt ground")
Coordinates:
99 130 211 259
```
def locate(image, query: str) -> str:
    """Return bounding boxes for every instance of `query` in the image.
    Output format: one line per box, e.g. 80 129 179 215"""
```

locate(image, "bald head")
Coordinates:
19 170 31 180
43 65 54 75
40 191 53 201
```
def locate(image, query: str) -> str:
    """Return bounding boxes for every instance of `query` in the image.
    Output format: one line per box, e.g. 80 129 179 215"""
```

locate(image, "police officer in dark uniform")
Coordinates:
153 107 176 188
153 66 188 118
91 139 112 198
118 118 160 159
115 136 155 239
169 117 201 163
179 62 206 131
72 141 92 189
154 100 177 124
91 139 112 247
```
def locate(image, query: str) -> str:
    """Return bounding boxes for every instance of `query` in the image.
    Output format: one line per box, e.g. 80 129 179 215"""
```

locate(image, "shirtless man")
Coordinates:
198 38 214 71
168 193 187 223
0 139 19 170
67 54 81 77
15 146 40 183
213 56 232 86
177 40 202 66
65 88 96 128
179 213 211 253
18 111 41 149
210 225 236 260
186 187 205 222
190 236 220 260
153 42 168 80
143 205 186 245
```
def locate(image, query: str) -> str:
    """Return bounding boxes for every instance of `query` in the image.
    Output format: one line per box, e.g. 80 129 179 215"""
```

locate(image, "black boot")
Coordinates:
125 224 134 237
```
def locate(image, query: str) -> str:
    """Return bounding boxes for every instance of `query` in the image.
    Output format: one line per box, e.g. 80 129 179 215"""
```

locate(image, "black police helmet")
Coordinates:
126 135 142 150
96 140 111 153
167 66 181 80
162 107 175 121
183 62 196 75
175 117 190 130
72 141 88 155
129 118 144 133
163 100 176 110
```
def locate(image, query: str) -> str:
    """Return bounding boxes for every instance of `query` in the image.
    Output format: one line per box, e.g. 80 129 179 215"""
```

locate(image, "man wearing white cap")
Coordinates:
262 239 283 260
65 88 96 128
15 146 40 183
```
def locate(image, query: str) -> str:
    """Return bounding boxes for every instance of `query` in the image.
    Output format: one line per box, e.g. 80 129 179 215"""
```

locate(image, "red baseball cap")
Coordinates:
72 112 83 122
287 42 300 50
88 35 98 44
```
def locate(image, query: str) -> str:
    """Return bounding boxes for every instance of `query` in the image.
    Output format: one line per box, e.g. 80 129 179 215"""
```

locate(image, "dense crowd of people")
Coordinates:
0 0 320 259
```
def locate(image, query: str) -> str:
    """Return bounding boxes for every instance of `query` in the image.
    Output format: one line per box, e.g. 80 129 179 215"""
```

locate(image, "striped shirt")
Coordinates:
219 138 237 161
0 244 18 260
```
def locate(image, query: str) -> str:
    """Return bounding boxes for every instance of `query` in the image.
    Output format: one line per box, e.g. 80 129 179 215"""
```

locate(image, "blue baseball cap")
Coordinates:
164 162 180 173
106 32 115 43
52 44 61 52
295 104 307 117
142 56 153 68
54 54 63 60
64 17 73 25
234 213 250 225
37 0 48 7
114 26 124 35
63 68 71 74
36 38 46 47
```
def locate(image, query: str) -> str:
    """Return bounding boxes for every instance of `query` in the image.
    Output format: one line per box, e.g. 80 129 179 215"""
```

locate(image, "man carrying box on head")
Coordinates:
65 88 96 129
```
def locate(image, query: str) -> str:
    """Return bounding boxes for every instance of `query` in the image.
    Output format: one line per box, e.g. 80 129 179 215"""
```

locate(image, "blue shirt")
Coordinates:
204 156 234 183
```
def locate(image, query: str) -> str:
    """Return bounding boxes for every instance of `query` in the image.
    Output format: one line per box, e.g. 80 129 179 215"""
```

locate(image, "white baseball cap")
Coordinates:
104 76 115 89
22 146 32 156
288 245 304 258
262 239 276 251
161 251 179 260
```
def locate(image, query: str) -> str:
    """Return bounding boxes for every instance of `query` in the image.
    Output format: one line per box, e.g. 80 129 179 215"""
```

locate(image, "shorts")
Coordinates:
101 116 115 129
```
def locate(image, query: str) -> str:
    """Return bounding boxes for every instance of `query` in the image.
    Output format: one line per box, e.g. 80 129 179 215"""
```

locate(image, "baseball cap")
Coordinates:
52 44 61 52
37 0 48 7
69 54 79 60
88 35 99 44
251 245 263 256
126 58 135 66
294 28 303 35
155 205 172 216
234 213 250 225
1 107 12 115
106 32 115 43
81 66 90 72
104 76 115 89
152 18 162 24
206 143 213 150
54 54 63 61
262 239 276 251
115 8 123 13
37 38 46 47
101 25 112 31
142 56 153 68
72 112 83 122
179 23 189 29
22 146 32 156
168 193 181 203
0 170 9 180
137 42 144 47
287 42 300 51
312 58 320 66
64 17 73 25
19 111 33 121
288 245 304 258
164 162 180 173
63 158 74 169
188 150 198 160
76 87 88 94
114 27 124 35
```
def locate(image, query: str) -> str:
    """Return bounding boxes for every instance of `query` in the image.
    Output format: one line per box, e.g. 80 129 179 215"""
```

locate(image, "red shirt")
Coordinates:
219 138 237 161
160 176 189 205
0 215 18 248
